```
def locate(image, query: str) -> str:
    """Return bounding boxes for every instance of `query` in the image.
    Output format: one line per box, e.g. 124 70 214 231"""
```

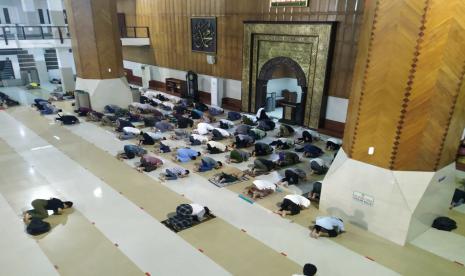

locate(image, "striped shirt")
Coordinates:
168 167 187 175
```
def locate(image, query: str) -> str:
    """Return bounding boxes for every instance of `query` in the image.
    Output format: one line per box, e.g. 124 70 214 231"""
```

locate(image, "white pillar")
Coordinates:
47 0 66 25
210 77 224 107
56 48 75 92
21 0 39 25
30 49 49 84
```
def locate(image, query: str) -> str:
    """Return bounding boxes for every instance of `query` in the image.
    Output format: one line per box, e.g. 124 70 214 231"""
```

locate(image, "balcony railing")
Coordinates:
0 25 70 45
0 25 150 45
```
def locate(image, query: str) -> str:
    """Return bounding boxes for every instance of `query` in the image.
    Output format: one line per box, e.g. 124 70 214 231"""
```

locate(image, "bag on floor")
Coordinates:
432 217 457 231
26 219 51 236
56 114 79 125
169 204 194 231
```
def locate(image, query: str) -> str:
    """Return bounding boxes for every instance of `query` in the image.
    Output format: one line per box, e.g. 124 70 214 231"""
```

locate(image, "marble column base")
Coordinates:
59 67 75 92
75 77 133 112
320 149 456 245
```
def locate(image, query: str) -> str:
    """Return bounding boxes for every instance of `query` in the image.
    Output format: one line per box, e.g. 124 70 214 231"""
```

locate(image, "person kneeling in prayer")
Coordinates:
211 127 231 141
160 167 190 181
205 141 229 154
136 154 163 173
276 151 300 167
296 144 324 158
277 124 295 137
189 133 209 145
245 180 277 199
189 203 211 221
252 142 273 156
23 198 73 221
276 168 307 187
173 148 201 163
116 145 147 160
232 134 255 148
194 157 223 172
247 158 277 176
226 149 251 164
213 172 240 184
119 126 141 140
310 216 345 239
326 137 342 151
274 194 310 217
270 138 294 150
309 181 322 202
309 158 329 175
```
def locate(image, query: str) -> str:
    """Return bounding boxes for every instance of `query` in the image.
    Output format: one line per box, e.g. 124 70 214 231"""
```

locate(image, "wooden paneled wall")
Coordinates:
119 0 363 99
66 0 124 79
343 0 465 172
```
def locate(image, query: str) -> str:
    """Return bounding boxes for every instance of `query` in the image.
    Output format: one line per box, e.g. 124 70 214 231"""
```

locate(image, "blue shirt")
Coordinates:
177 148 199 162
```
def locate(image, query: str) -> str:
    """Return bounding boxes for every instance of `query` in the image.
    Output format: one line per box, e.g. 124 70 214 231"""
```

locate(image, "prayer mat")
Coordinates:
161 213 216 233
208 174 249 188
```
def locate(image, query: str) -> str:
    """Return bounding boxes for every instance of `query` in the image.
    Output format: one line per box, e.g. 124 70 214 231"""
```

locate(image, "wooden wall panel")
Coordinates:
121 0 364 99
343 0 465 172
66 0 124 79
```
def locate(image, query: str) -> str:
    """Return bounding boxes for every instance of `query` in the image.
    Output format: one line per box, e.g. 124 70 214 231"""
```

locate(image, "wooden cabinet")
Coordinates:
165 78 187 97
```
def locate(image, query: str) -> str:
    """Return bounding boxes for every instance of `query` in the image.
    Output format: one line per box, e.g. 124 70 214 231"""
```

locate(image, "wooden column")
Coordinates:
65 0 124 79
343 0 465 172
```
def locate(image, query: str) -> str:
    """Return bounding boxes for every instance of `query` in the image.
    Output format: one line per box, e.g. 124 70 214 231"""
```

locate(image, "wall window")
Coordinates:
3 8 11 24
38 9 45 24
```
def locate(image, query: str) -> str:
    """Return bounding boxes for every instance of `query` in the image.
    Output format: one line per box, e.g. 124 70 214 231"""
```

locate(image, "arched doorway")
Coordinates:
256 56 308 125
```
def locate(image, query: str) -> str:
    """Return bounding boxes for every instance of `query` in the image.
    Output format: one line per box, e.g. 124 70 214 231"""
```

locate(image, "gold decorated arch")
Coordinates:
241 22 335 129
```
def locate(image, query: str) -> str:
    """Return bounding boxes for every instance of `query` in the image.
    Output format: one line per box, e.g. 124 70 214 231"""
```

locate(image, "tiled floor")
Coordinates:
1 87 465 275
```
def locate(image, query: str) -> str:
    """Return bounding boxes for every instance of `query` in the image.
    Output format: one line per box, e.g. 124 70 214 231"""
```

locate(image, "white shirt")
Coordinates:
315 216 345 232
327 137 342 145
196 123 214 135
162 102 175 109
256 107 265 118
253 180 276 191
130 102 145 108
191 134 209 143
284 194 310 208
208 141 227 152
189 203 205 216
143 91 158 99
214 128 230 137
145 131 163 140
152 98 162 104
123 127 141 135
220 119 234 126
310 158 325 166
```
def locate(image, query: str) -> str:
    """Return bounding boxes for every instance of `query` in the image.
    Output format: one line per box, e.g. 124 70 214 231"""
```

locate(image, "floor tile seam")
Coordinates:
0 112 232 276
